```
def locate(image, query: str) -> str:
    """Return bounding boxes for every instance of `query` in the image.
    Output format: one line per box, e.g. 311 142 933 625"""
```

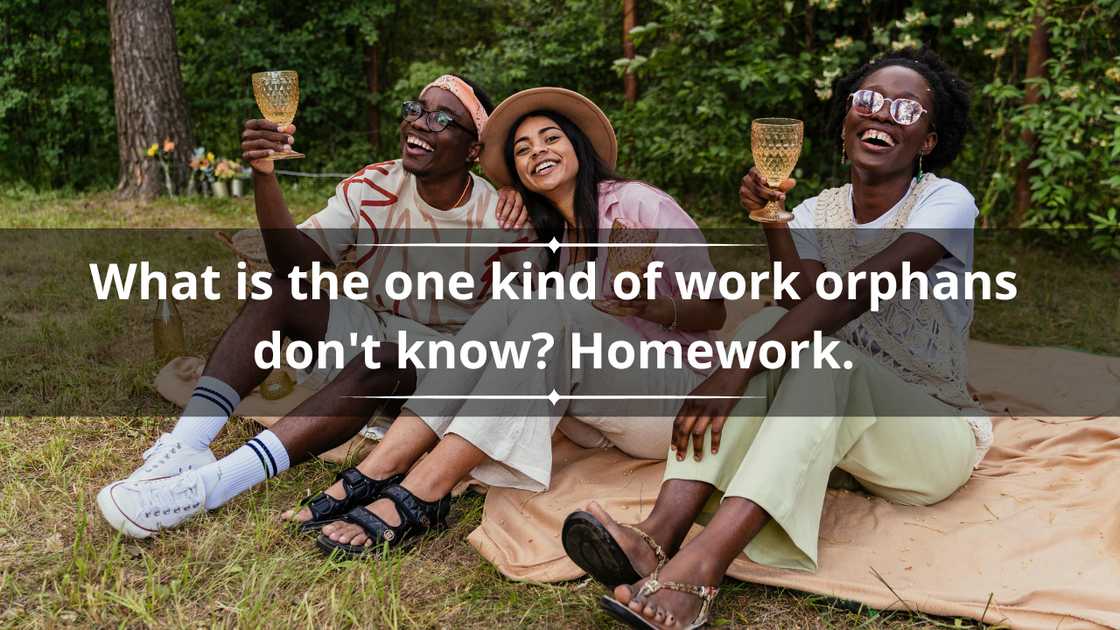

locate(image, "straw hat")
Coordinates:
479 87 617 188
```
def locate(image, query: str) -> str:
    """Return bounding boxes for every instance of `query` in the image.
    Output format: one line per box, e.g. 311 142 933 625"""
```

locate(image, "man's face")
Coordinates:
399 88 480 178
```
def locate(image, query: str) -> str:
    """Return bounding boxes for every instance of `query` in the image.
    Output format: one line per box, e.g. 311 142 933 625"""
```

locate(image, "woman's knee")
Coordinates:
602 417 673 459
732 306 788 343
510 299 568 331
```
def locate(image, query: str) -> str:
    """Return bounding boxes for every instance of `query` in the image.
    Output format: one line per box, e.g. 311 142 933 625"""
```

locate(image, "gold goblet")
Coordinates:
749 118 803 223
251 70 305 161
592 218 658 316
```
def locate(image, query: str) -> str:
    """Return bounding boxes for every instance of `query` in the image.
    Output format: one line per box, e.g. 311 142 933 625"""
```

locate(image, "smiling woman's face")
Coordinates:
843 65 937 178
511 115 579 195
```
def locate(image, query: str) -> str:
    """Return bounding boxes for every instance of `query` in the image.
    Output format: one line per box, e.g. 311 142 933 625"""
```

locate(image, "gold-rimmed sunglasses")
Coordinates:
847 89 929 126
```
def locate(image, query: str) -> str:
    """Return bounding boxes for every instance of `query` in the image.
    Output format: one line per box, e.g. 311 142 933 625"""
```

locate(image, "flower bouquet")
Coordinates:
213 158 241 198
188 148 215 196
233 162 251 197
146 138 176 197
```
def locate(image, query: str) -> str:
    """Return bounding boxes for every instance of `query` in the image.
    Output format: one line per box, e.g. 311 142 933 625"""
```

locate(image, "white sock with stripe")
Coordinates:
197 429 291 510
171 376 241 450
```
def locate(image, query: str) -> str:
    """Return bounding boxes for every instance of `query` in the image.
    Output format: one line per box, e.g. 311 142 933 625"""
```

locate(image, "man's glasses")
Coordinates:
401 101 474 135
848 89 929 126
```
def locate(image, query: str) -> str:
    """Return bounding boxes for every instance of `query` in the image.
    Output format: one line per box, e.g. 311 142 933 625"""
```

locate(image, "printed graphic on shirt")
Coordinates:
298 160 542 332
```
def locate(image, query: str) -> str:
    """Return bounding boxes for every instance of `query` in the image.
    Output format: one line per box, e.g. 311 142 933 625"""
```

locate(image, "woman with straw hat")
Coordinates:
311 88 726 559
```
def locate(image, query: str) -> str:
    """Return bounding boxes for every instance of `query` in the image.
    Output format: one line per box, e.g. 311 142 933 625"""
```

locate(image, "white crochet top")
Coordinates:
812 174 993 467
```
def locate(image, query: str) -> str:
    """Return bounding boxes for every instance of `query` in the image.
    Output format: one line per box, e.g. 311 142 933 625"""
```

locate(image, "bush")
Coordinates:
0 1 116 189
1 0 1116 256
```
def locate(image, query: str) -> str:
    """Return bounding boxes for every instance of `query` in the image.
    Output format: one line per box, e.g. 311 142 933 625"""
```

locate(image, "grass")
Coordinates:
1 185 1115 628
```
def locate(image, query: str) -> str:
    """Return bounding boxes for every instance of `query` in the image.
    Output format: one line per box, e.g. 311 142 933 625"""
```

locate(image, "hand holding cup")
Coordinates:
739 166 796 220
241 120 297 175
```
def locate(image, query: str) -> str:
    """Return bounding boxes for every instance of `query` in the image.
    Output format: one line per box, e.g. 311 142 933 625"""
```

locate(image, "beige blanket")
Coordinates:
156 304 1120 629
469 344 1120 629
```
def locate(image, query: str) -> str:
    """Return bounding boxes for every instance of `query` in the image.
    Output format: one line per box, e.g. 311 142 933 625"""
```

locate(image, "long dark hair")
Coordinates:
502 110 622 270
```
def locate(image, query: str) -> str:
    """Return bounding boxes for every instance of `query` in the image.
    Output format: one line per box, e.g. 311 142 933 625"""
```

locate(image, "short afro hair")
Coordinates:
826 47 972 174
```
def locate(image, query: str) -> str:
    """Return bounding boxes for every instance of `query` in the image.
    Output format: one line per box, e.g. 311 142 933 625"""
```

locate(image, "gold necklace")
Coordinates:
451 176 473 208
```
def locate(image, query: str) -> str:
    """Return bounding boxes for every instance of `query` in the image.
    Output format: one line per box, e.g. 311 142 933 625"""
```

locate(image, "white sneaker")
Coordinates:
128 433 215 480
97 471 207 539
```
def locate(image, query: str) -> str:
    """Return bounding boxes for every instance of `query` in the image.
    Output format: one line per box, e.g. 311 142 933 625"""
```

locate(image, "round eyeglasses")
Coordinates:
848 89 929 126
401 101 475 135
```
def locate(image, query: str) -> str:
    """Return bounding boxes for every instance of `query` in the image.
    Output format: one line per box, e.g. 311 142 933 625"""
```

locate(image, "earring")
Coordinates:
917 152 924 181
840 132 848 164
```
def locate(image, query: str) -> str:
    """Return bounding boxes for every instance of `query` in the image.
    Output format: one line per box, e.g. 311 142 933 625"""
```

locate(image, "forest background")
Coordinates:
1 0 1118 257
1 3 1118 627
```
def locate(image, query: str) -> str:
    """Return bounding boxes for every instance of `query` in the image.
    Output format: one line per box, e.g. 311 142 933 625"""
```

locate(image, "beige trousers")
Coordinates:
405 298 704 491
666 307 977 572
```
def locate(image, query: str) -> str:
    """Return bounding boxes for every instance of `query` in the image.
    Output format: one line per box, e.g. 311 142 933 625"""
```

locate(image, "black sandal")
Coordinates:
315 484 451 559
562 511 667 589
293 468 404 533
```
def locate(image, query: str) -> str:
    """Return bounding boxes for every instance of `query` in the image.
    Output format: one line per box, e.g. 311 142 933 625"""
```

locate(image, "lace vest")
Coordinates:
813 174 992 465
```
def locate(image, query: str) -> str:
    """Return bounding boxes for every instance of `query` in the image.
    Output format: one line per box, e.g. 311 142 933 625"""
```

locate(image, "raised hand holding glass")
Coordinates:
251 71 304 161
749 118 803 223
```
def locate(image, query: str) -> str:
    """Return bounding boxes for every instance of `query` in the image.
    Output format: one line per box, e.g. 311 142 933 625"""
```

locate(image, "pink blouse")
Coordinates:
561 180 720 363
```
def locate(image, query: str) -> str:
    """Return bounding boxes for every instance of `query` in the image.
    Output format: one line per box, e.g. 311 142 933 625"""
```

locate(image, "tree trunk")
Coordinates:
364 43 382 149
1012 10 1048 225
108 0 194 200
622 0 638 103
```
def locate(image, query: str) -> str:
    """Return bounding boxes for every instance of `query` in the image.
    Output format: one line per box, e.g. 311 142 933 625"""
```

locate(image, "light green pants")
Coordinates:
666 307 976 572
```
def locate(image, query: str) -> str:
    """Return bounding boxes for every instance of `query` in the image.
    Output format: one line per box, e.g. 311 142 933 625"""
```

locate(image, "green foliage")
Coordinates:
172 0 507 174
0 1 116 189
457 0 621 99
175 0 401 175
610 0 1119 255
967 0 1120 259
1 0 1117 255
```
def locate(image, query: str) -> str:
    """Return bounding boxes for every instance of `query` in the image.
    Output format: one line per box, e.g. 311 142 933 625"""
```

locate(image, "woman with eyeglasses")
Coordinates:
562 48 991 629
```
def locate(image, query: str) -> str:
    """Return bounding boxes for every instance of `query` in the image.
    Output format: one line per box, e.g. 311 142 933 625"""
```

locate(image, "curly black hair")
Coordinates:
826 47 972 174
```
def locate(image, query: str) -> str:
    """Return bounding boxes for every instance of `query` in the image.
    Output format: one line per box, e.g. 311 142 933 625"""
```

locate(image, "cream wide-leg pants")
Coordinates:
666 307 977 572
404 298 705 492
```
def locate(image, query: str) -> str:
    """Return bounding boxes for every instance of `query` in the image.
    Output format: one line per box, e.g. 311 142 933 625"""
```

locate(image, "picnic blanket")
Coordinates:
156 300 1120 629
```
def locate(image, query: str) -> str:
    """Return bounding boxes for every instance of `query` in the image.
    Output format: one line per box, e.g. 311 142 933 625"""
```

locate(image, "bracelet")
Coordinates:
667 297 679 330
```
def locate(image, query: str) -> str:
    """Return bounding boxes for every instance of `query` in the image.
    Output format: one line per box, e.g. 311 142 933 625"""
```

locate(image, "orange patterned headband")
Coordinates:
421 75 488 137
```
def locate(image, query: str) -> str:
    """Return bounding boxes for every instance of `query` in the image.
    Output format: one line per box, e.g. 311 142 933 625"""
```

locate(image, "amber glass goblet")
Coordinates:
749 118 803 222
252 70 304 160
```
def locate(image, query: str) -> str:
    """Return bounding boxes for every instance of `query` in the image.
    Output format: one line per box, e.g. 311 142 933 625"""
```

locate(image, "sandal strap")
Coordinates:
342 504 406 545
619 523 668 570
303 469 403 523
338 485 452 549
380 484 451 532
339 467 374 493
303 468 368 521
636 578 720 628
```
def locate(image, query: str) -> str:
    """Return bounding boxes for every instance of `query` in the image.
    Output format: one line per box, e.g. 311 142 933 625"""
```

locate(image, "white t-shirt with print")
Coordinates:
298 159 541 333
788 176 978 335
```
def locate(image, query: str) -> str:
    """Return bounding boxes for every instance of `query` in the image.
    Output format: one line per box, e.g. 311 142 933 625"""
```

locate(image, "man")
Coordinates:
98 75 537 538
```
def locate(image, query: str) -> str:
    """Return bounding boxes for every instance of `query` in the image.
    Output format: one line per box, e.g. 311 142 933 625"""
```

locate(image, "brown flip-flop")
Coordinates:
561 511 667 589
